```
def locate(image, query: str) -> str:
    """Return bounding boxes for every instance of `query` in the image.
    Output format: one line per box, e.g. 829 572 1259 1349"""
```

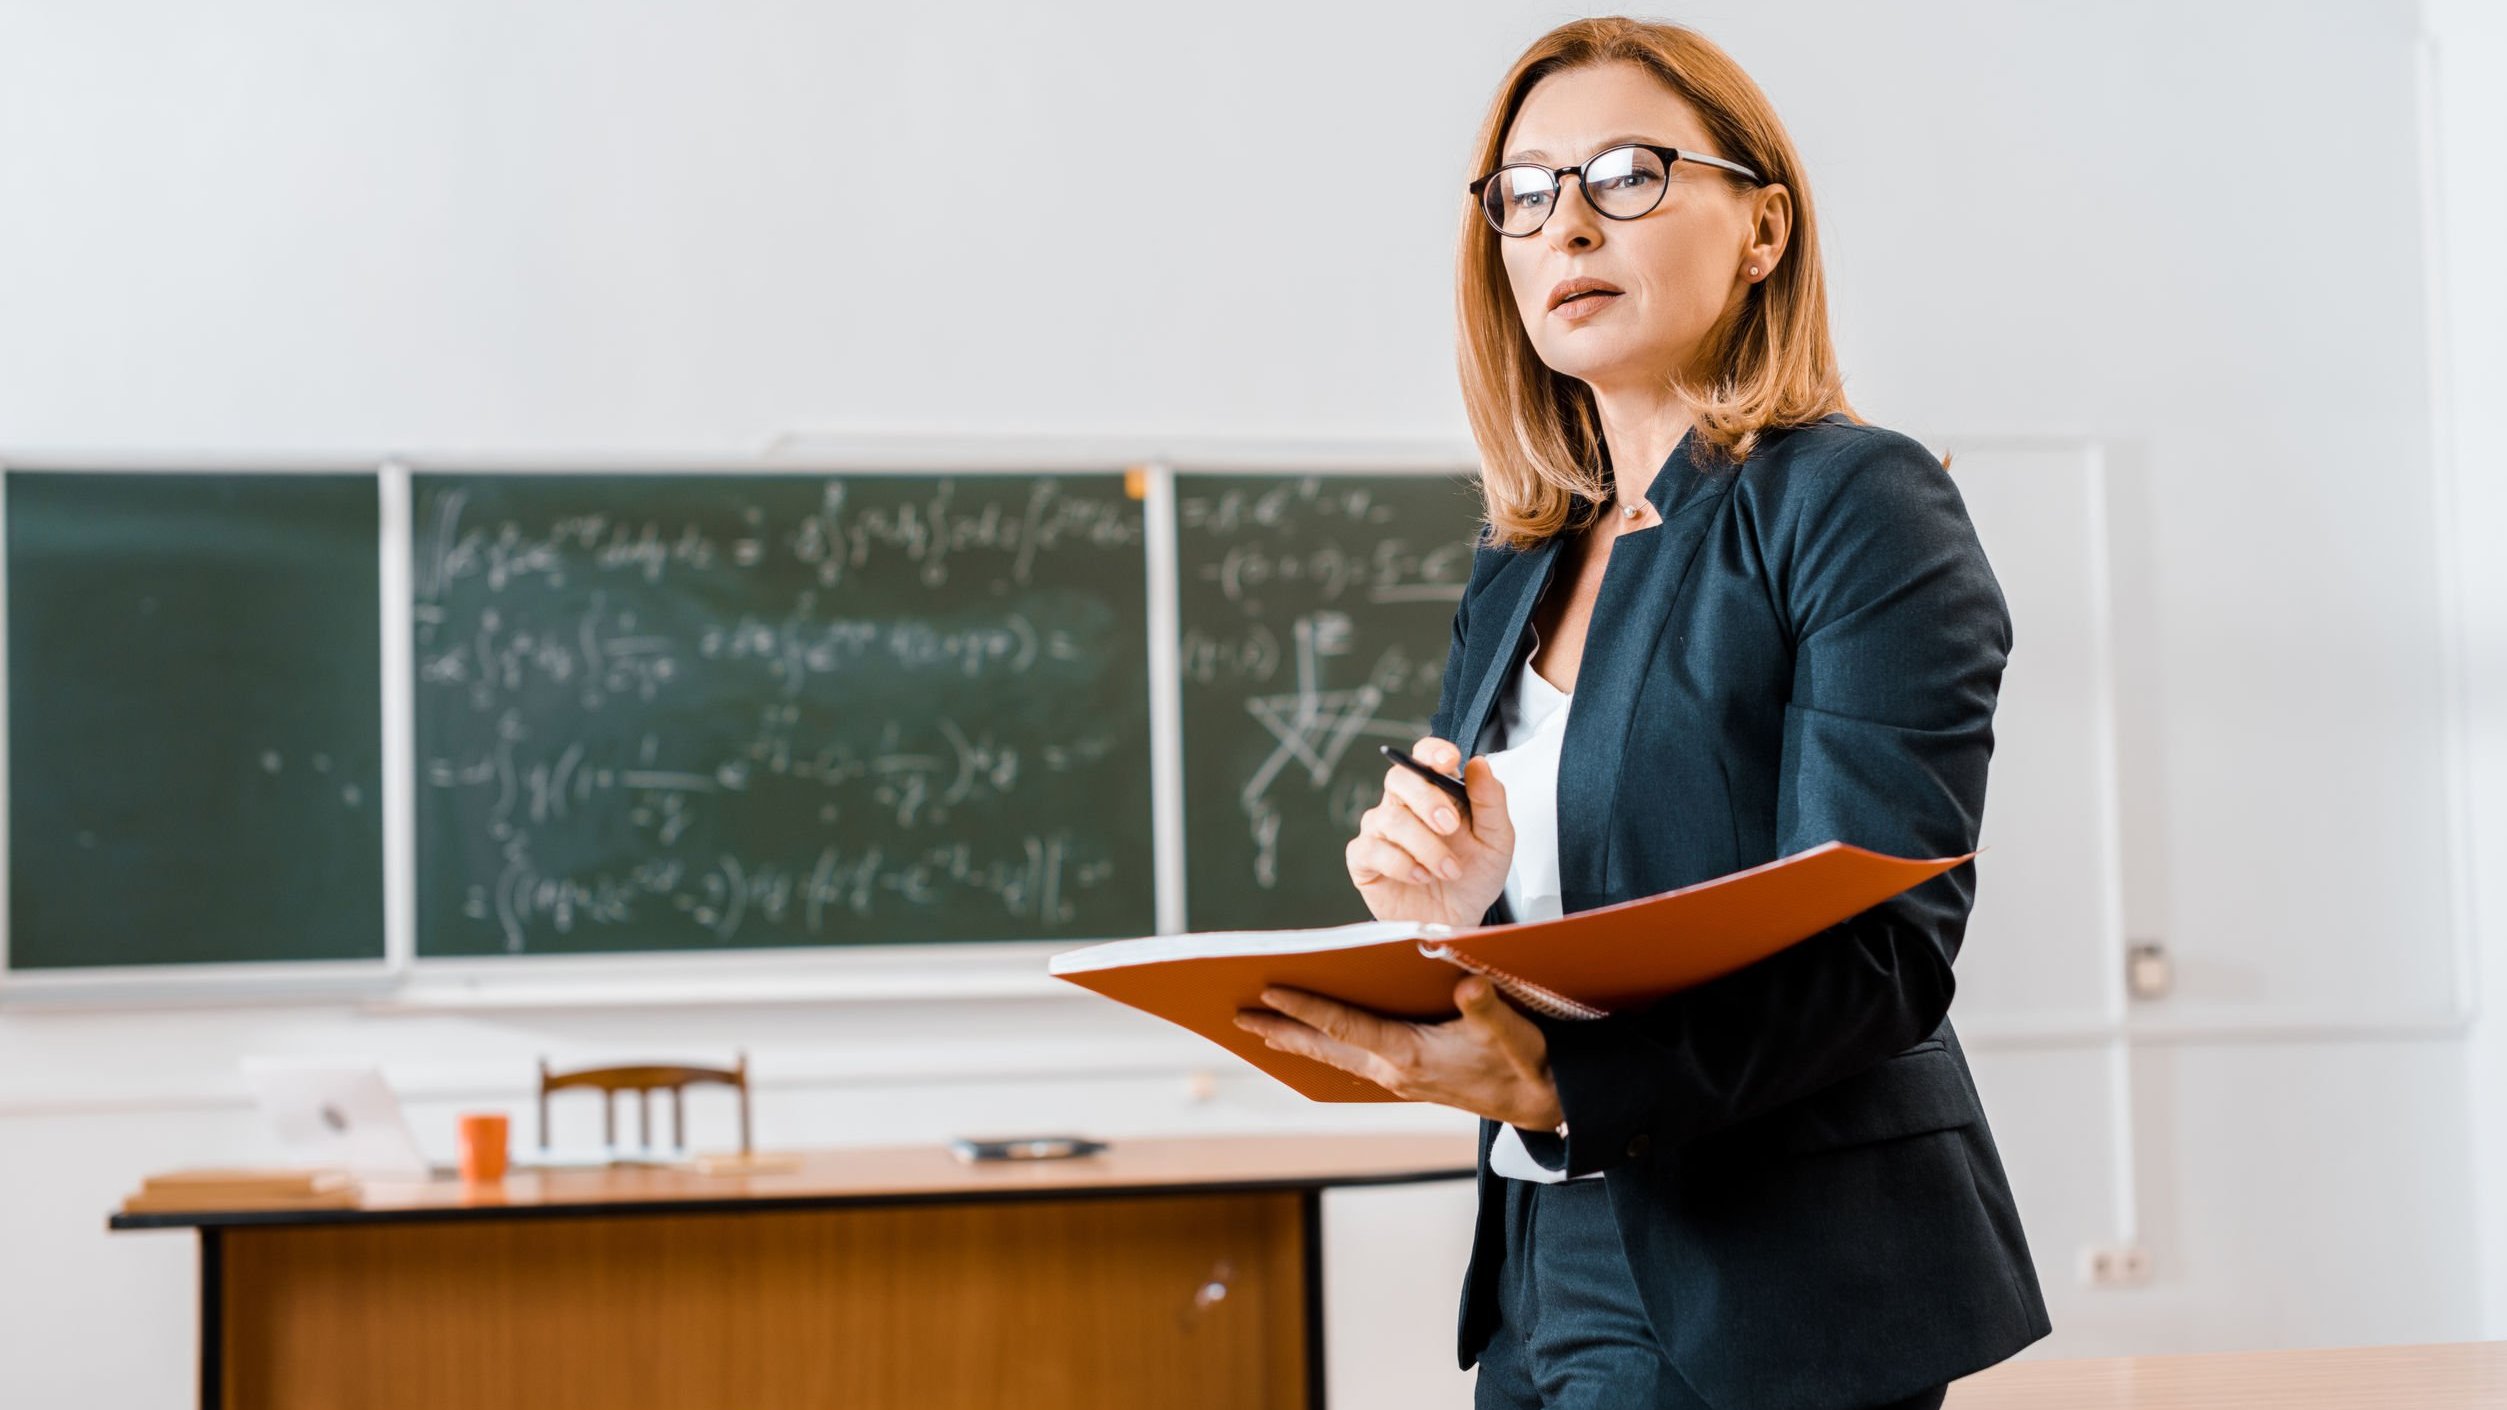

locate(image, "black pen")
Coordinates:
1378 743 1473 828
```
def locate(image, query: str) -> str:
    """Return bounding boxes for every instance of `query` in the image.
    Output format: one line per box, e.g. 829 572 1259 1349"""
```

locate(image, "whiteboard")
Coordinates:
1943 443 2125 1030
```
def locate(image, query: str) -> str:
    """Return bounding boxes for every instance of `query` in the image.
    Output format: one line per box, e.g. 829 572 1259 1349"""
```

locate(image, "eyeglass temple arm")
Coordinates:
1670 148 1763 183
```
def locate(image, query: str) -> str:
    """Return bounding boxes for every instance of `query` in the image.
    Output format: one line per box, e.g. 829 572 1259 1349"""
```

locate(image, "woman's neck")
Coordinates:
1590 384 1695 514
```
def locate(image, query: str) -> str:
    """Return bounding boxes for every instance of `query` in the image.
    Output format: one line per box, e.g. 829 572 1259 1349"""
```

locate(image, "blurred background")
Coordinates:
2 1 2504 1404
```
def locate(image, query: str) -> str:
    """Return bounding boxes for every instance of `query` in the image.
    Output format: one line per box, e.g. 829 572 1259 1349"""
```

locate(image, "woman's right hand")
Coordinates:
1346 735 1514 929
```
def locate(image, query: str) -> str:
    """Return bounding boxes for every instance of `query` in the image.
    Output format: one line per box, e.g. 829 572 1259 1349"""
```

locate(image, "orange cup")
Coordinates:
457 1112 510 1183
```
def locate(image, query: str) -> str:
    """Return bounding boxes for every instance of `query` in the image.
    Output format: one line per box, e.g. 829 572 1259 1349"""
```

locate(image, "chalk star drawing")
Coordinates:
1236 612 1425 889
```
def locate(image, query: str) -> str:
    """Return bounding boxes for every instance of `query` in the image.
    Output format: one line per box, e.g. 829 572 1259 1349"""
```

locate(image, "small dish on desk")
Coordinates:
949 1135 1110 1164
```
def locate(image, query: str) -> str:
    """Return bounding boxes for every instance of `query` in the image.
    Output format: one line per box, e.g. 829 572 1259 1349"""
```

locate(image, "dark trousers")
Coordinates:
1473 1177 1950 1410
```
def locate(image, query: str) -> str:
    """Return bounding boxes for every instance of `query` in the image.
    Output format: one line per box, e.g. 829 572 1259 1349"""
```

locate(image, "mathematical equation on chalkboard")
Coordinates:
411 474 1158 955
1172 474 1481 931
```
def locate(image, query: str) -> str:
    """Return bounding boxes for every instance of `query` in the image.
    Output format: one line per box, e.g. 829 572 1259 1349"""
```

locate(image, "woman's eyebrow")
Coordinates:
1500 133 1661 164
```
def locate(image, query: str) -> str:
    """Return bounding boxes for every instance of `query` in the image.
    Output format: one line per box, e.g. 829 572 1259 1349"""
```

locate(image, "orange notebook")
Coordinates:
1049 841 1970 1102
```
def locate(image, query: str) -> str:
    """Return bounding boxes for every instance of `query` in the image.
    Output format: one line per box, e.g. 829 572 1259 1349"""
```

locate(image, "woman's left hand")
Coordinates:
1234 978 1567 1130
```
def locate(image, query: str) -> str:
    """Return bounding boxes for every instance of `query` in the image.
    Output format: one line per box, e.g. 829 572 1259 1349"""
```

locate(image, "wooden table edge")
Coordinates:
109 1154 1479 1231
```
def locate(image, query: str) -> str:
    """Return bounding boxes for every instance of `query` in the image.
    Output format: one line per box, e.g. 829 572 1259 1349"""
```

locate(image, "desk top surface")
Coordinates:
110 1130 1479 1231
1949 1339 2507 1409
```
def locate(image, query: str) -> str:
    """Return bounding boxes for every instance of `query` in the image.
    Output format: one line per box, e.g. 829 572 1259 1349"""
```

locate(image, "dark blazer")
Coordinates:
1434 414 2051 1410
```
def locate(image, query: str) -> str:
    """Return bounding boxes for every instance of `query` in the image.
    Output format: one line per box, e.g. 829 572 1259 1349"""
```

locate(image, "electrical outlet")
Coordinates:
2080 1243 2152 1288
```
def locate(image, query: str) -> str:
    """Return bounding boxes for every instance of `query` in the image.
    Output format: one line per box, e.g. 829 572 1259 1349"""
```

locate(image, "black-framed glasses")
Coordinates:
1468 143 1763 238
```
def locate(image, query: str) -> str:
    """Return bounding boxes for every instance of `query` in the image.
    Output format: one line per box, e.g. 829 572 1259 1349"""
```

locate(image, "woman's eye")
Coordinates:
1515 191 1551 210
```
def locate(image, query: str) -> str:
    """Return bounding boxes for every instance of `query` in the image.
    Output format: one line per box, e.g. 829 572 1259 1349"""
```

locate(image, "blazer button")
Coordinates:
1625 1134 1651 1160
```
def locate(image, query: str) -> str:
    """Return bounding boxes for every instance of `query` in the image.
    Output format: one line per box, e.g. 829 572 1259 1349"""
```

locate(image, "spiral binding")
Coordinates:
1417 942 1609 1021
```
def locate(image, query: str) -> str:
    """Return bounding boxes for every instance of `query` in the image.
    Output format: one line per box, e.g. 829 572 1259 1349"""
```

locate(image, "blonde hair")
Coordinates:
1457 18 1857 549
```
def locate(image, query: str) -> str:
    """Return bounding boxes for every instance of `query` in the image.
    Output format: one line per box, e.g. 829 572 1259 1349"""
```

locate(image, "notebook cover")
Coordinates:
1050 841 1970 1102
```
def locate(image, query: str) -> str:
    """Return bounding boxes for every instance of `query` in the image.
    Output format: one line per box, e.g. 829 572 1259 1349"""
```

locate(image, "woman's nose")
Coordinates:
1544 173 1601 249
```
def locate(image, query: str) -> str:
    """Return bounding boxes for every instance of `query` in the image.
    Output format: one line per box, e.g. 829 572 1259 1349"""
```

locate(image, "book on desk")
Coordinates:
120 1167 363 1215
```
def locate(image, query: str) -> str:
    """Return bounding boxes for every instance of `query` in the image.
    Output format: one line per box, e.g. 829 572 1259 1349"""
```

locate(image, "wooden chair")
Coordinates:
537 1052 752 1158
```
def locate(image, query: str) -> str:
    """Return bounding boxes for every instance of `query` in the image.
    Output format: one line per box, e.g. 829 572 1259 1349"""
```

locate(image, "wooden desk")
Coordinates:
110 1132 1476 1410
1950 1339 2507 1408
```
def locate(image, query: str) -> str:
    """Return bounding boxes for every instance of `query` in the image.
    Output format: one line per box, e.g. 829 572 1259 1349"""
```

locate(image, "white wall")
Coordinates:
0 1 2485 1404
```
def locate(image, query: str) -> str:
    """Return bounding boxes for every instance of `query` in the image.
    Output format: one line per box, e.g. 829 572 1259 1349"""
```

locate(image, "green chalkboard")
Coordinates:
5 471 385 970
1174 472 1482 931
411 472 1155 955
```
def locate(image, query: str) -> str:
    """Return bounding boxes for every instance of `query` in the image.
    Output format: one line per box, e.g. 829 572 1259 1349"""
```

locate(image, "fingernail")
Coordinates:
1440 858 1463 880
1412 866 1431 883
1436 808 1458 832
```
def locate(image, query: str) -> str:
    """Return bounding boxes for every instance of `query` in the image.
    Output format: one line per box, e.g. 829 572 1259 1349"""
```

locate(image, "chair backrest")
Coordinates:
536 1052 751 1156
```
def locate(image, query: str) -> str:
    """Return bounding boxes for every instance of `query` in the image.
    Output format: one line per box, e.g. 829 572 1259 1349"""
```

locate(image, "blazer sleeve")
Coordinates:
1519 431 2012 1177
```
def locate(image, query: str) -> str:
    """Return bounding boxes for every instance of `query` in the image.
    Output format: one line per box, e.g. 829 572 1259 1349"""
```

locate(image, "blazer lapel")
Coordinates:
1554 458 1734 910
1449 535 1563 760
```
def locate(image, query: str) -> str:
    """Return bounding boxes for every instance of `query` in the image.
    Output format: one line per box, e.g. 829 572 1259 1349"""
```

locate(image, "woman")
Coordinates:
1231 18 2051 1410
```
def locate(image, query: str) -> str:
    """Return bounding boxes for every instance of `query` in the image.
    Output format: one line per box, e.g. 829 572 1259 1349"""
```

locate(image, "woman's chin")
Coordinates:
1532 344 1655 390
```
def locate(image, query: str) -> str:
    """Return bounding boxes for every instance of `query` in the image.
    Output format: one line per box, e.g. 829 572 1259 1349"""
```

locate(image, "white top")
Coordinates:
1478 629 1600 1183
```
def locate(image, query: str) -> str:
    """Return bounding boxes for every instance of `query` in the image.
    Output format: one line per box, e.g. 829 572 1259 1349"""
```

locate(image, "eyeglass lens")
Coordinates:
1481 145 1669 236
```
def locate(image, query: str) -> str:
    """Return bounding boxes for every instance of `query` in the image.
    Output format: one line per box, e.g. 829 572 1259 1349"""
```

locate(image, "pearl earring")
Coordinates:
1747 266 1759 276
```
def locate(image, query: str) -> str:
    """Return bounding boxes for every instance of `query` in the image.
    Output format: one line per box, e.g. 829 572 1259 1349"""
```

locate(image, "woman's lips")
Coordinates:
1551 290 1621 321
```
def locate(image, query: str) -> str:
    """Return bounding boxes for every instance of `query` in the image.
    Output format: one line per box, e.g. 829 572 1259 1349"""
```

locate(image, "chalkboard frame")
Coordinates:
0 443 1497 1009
